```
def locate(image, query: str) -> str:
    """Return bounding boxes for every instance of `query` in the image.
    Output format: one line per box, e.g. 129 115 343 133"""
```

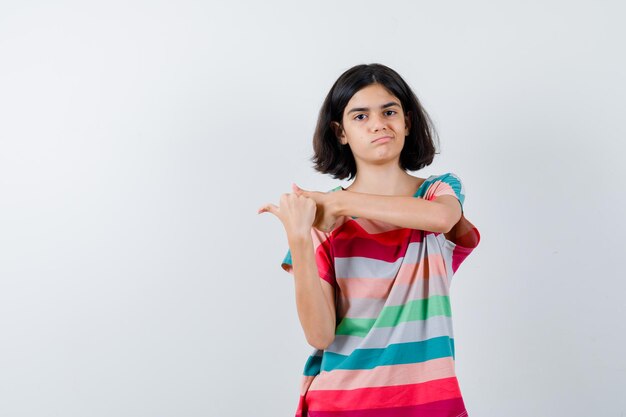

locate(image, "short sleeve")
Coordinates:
425 173 480 274
281 228 336 287
424 172 465 214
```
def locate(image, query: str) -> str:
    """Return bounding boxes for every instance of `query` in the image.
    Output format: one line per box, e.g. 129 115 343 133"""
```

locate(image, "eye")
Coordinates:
385 110 397 116
354 114 366 121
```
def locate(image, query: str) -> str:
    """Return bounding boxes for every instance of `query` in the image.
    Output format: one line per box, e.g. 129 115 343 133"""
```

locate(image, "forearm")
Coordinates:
288 235 336 350
333 190 449 232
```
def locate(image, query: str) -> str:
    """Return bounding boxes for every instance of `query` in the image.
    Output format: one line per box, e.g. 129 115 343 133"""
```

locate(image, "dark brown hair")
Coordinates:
311 63 439 180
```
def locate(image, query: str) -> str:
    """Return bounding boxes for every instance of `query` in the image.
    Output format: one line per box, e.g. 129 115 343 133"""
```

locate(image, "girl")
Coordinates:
258 63 481 417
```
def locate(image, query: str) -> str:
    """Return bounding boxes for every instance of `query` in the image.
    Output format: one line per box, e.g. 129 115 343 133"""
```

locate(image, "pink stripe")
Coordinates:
336 277 395 299
308 358 456 391
296 375 317 417
336 253 448 300
394 253 447 286
424 181 455 202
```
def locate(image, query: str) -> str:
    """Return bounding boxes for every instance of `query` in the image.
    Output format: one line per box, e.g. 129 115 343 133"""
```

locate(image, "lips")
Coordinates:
372 136 392 143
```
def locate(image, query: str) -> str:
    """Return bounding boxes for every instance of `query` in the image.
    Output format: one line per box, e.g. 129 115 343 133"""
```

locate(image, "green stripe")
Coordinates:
335 296 451 337
335 318 376 337
378 295 451 326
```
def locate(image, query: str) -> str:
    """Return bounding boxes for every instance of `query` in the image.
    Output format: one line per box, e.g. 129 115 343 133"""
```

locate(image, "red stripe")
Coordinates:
451 227 480 273
332 222 430 262
307 398 467 417
305 377 463 412
296 394 305 417
315 237 335 285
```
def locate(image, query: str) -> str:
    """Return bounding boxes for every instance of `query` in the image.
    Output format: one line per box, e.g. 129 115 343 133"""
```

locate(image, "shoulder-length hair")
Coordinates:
311 63 439 180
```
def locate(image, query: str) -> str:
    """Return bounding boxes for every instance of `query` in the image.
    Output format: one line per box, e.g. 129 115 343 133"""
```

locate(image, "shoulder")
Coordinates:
419 172 463 191
436 172 464 191
423 172 466 206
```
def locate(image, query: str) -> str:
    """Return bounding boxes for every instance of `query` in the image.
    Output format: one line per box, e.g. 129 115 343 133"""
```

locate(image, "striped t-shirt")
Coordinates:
281 172 481 417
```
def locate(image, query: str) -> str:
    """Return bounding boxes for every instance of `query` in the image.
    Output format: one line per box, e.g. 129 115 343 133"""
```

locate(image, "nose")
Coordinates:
369 113 387 131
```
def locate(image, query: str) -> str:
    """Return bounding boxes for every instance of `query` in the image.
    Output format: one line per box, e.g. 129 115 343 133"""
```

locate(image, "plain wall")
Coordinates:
1 1 625 416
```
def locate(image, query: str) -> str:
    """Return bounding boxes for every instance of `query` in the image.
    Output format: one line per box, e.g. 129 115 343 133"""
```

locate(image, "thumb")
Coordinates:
258 203 279 216
292 183 308 195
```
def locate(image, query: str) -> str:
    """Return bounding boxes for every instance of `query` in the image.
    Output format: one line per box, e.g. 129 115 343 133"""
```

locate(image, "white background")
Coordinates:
1 1 625 416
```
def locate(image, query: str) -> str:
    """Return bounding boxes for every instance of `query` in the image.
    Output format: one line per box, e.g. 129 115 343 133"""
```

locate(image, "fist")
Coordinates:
258 192 317 238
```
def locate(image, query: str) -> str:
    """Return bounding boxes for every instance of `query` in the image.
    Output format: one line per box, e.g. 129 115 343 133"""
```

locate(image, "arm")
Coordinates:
258 192 337 350
288 234 336 350
332 190 462 233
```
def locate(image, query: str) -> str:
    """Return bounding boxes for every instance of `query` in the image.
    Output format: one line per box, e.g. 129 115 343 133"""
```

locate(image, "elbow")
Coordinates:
440 220 454 234
306 331 335 350
308 338 334 351
438 216 456 234
438 208 462 234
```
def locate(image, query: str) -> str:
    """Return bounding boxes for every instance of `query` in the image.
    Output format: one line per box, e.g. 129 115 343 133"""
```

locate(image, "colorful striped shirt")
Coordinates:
281 172 481 417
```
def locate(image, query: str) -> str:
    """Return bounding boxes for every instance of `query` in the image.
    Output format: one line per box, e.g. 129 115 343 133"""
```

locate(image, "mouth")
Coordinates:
372 136 392 143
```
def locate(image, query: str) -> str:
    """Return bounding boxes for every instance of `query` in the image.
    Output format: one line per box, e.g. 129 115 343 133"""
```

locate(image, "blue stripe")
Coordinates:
303 353 322 376
319 336 455 372
282 250 292 267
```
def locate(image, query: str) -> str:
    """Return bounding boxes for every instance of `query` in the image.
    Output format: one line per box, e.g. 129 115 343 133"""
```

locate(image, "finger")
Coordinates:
257 203 279 215
292 183 309 196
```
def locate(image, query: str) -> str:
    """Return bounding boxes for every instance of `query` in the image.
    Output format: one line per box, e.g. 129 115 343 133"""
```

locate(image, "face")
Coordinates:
332 83 411 168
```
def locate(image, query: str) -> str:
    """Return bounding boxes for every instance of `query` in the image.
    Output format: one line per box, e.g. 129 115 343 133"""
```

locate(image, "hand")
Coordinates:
291 183 340 233
257 192 317 239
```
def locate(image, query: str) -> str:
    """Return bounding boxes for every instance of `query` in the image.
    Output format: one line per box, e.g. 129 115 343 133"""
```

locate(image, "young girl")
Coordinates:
258 63 481 417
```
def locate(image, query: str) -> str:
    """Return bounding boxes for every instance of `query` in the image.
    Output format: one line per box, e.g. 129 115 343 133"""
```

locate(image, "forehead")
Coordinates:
346 84 400 107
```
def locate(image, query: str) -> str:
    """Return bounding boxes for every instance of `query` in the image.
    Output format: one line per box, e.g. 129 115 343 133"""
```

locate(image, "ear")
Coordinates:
331 121 347 145
404 111 412 136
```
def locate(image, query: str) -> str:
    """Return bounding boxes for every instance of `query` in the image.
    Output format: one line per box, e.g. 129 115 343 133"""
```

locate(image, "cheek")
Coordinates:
398 137 407 150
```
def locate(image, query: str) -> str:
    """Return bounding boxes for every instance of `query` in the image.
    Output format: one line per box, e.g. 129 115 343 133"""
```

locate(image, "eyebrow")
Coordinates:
347 101 401 114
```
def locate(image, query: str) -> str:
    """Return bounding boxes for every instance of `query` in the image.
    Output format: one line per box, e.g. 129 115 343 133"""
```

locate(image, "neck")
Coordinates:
346 164 419 196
